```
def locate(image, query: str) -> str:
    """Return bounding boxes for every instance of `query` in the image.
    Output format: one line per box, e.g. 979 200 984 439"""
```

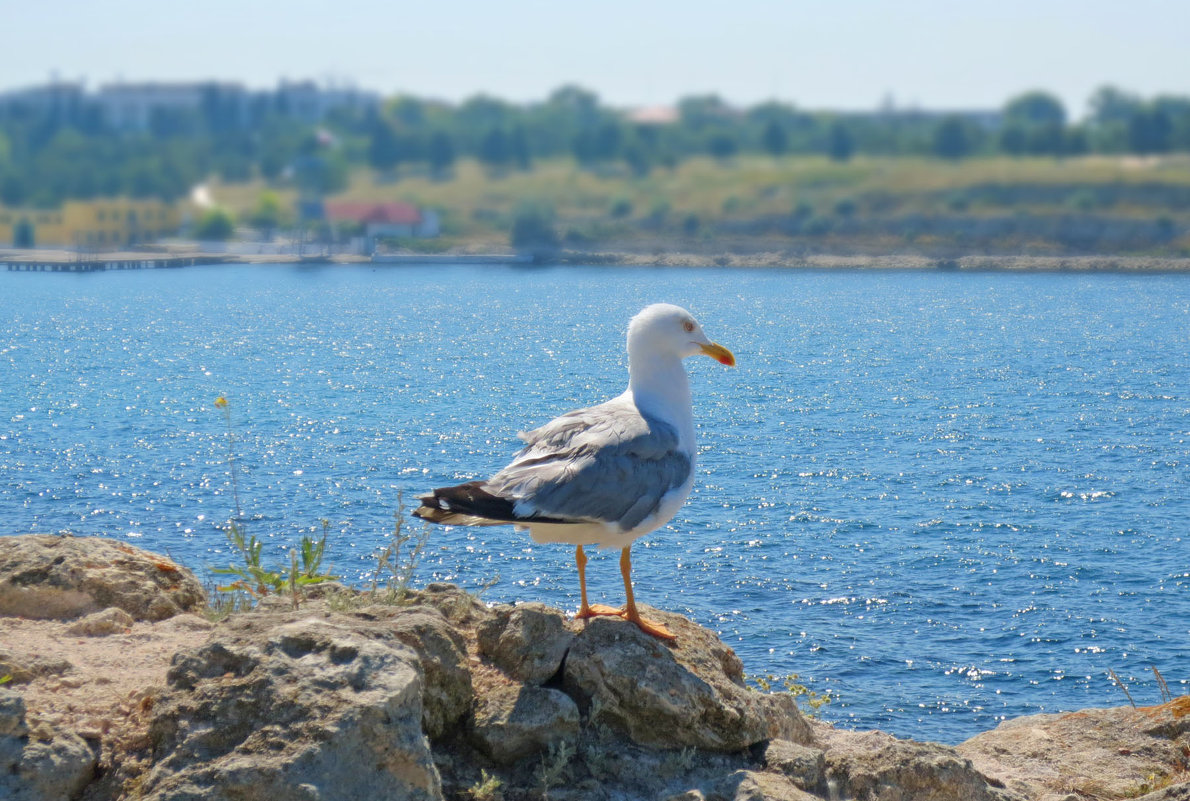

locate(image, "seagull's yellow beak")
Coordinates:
699 342 736 367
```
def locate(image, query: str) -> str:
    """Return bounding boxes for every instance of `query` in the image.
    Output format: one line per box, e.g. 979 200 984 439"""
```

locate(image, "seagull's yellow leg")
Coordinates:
574 545 620 618
619 546 676 640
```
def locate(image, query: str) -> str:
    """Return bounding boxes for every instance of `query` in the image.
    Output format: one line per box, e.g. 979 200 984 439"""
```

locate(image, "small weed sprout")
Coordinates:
749 672 834 716
207 397 442 612
535 740 574 800
202 578 253 621
581 723 619 782
0 674 11 685
659 746 697 779
365 500 432 604
211 512 337 603
466 769 504 801
323 497 438 613
208 396 338 608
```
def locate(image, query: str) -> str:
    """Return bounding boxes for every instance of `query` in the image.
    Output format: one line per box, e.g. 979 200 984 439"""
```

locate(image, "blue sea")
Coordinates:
2 262 1187 744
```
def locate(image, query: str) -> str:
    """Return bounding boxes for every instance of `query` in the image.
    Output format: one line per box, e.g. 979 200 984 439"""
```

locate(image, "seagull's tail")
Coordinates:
413 481 571 527
413 481 519 526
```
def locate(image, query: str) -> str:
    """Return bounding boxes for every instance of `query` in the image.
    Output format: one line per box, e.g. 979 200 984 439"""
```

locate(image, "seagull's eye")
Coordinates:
682 320 695 333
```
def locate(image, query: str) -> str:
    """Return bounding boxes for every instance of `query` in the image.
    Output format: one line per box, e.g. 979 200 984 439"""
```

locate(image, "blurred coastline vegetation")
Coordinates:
3 83 1190 255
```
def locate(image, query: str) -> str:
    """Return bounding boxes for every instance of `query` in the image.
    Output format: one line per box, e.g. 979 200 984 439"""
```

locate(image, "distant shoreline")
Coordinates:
550 250 1190 273
4 248 1190 273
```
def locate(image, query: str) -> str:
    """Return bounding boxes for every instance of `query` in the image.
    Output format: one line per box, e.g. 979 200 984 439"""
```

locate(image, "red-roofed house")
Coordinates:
323 201 439 240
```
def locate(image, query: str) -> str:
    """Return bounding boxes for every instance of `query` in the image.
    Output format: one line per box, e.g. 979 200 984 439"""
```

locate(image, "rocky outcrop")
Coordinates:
469 683 580 764
762 739 827 795
141 615 443 801
0 687 96 801
66 608 134 637
564 606 812 752
1 535 1186 801
477 601 574 684
386 605 474 740
0 535 205 621
0 649 72 684
957 697 1190 801
812 721 1025 801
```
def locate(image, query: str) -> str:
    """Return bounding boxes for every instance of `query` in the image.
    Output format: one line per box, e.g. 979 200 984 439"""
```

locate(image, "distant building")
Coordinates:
0 81 88 125
0 79 379 133
96 82 207 132
0 199 180 249
322 201 440 252
851 105 1004 131
274 80 380 125
324 201 439 238
626 106 680 125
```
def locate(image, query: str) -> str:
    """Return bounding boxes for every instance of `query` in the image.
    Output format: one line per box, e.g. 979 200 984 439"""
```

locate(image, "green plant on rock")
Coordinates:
535 740 574 801
369 505 430 602
213 520 337 602
324 496 442 613
659 746 697 779
351 498 432 606
749 672 834 716
209 396 338 608
466 769 504 801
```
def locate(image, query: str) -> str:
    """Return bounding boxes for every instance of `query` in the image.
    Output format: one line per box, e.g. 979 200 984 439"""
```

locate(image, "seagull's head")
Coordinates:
627 303 736 366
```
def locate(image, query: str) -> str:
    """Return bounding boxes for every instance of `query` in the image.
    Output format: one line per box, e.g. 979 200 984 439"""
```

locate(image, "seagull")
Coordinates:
413 303 736 639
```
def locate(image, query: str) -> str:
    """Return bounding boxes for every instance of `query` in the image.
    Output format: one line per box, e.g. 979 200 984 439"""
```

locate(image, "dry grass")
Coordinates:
205 153 1190 251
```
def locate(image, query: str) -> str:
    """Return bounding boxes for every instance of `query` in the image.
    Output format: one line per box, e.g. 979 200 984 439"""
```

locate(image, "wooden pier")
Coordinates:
3 253 229 272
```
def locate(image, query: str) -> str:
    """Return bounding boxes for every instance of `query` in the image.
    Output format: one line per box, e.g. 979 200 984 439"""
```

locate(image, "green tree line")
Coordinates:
2 84 1189 209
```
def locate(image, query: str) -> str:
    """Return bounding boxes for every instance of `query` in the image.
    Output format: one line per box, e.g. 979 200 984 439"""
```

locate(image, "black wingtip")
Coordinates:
413 480 571 526
413 481 516 525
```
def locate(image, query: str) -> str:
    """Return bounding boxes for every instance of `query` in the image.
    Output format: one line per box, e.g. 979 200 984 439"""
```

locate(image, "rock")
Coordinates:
958 698 1190 801
153 613 215 633
410 582 494 628
15 534 1186 801
1136 783 1190 801
141 616 443 801
712 770 820 801
0 649 72 684
0 687 27 737
332 601 472 739
763 739 826 794
662 792 708 801
469 683 580 765
0 535 206 621
65 607 134 636
815 722 1024 801
0 687 97 801
563 607 811 751
387 606 473 740
477 601 574 684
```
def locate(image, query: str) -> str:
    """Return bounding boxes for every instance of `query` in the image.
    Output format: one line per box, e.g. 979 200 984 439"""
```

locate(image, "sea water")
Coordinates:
1 262 1187 744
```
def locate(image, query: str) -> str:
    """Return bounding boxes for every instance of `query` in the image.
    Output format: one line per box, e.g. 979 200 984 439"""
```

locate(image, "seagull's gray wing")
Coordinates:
482 398 692 532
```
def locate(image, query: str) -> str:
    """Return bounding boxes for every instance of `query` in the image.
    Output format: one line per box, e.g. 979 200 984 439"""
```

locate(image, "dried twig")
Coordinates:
1109 668 1136 708
1152 666 1172 703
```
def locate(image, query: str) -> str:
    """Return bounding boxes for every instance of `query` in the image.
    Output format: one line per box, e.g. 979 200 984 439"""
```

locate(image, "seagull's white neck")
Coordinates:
627 350 694 447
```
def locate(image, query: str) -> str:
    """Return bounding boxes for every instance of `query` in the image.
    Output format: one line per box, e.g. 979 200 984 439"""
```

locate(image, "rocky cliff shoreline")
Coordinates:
1 534 1187 801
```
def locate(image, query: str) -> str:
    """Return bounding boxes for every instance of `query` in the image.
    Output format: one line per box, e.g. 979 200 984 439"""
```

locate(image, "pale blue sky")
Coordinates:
7 0 1186 117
